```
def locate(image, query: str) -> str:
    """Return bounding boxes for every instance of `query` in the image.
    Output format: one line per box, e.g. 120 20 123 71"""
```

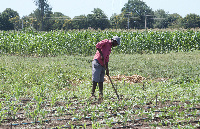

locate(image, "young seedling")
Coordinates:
106 118 114 128
91 111 96 121
65 102 72 109
122 111 129 127
156 94 158 107
30 109 39 123
11 106 19 120
40 109 47 120
0 110 6 125
35 96 43 110
51 94 57 108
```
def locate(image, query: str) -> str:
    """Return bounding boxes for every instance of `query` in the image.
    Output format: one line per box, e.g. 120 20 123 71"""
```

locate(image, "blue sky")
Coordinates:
0 0 200 18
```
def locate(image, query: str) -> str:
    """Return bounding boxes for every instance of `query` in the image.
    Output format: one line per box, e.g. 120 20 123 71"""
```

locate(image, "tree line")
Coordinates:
1 0 200 31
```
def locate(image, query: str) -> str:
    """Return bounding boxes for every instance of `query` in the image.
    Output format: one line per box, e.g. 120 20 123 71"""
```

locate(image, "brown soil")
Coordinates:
104 74 146 84
0 97 200 129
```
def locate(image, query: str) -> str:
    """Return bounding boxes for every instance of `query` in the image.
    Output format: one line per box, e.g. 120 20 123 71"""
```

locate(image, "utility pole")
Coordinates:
144 15 154 29
125 12 138 30
145 15 146 29
128 13 130 29
127 7 131 30
22 16 24 29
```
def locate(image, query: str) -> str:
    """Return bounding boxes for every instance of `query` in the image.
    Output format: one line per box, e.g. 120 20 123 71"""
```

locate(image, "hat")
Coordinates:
112 36 120 45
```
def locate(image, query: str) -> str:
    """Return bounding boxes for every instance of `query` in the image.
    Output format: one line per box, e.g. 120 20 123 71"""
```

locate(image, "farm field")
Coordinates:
0 29 200 128
0 51 200 128
1 29 200 56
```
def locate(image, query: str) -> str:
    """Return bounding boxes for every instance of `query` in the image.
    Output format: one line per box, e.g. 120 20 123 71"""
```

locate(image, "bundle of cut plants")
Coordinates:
104 74 145 84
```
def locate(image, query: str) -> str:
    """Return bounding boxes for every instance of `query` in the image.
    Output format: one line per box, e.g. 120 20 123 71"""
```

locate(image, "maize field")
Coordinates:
0 29 200 56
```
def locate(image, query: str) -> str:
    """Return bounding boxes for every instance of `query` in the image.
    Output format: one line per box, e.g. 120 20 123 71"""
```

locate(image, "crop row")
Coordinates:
0 95 200 129
0 77 200 128
0 29 200 56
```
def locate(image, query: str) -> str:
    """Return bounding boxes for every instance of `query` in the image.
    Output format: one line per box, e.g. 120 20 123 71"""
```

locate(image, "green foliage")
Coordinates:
121 0 154 29
33 0 52 31
182 13 200 29
87 8 111 30
1 8 19 19
154 9 169 29
110 52 200 82
72 15 88 30
0 8 19 30
0 30 200 56
167 13 183 29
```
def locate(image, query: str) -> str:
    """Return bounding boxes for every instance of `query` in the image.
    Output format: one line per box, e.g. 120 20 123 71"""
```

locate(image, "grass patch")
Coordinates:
0 51 200 98
110 51 200 82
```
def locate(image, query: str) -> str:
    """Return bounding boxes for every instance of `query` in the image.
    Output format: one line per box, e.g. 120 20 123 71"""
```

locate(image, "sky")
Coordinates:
0 0 200 18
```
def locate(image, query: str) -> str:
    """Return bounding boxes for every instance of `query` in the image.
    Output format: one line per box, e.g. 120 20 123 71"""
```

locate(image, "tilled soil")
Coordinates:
104 74 146 84
0 97 200 129
0 75 199 129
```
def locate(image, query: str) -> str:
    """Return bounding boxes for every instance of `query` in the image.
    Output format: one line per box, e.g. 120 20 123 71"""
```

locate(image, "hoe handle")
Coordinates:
104 61 119 99
107 75 120 100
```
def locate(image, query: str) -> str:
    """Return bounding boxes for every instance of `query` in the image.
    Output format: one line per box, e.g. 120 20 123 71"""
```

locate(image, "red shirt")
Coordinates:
93 39 112 66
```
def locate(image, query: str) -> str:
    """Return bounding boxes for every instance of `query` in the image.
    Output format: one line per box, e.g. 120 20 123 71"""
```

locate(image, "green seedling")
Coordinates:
30 109 39 123
50 94 57 108
35 96 43 110
40 109 47 119
0 110 6 125
91 111 96 121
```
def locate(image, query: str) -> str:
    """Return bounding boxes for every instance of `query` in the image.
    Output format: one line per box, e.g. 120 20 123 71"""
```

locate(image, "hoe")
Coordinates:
107 74 120 100
104 61 120 100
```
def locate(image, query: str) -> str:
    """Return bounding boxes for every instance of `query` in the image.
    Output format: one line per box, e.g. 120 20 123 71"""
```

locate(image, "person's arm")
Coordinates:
97 48 109 76
105 62 109 76
97 48 104 62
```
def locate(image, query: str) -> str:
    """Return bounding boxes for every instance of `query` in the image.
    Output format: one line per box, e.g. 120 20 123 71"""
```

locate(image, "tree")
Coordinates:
72 15 88 29
34 0 52 31
30 9 42 30
9 16 20 30
0 8 19 30
43 10 54 31
49 12 70 30
181 13 200 29
87 8 111 30
153 9 169 29
167 13 182 29
110 13 129 29
63 19 73 30
110 13 117 29
0 13 3 30
121 0 154 29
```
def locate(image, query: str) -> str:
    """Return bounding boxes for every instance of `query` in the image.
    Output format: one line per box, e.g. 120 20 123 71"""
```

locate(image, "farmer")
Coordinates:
91 36 120 99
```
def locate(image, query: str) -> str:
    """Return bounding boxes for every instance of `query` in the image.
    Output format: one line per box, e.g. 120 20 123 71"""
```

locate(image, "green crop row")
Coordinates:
0 29 200 56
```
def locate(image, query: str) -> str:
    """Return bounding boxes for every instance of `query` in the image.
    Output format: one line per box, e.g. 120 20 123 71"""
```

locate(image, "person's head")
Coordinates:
111 36 120 47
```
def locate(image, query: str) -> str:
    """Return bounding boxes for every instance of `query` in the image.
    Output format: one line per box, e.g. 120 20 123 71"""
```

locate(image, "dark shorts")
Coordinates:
92 59 105 82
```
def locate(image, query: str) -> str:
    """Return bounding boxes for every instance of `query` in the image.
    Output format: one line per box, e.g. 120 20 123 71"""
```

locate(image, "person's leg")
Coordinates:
99 82 103 97
91 81 97 96
92 59 101 96
99 66 105 98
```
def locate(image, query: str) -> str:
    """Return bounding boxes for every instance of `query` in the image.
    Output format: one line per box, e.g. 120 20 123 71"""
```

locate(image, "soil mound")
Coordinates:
104 74 145 84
